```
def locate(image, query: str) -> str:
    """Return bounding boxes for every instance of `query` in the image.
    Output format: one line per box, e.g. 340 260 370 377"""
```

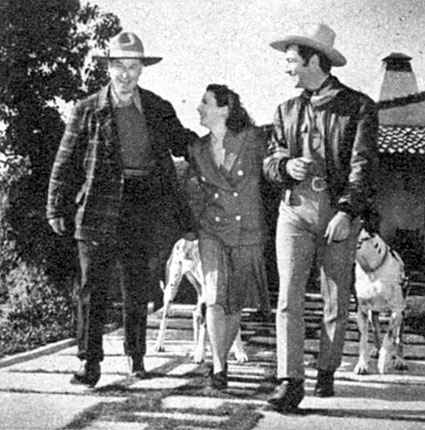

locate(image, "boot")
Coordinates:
314 370 335 397
70 360 101 388
267 378 304 412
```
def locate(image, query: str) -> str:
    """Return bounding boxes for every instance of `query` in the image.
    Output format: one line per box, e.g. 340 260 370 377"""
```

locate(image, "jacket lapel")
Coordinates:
197 135 232 190
222 130 243 173
96 85 116 143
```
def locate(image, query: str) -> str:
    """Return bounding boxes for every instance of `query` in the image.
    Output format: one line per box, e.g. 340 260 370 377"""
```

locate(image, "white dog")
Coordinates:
354 227 409 375
153 238 248 363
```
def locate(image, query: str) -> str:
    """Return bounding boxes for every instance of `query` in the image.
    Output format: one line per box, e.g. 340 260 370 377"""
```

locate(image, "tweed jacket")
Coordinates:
263 76 379 219
186 126 268 247
46 84 198 242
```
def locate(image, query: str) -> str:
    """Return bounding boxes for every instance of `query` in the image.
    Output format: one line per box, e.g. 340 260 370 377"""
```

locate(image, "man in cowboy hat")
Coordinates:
263 22 379 412
47 31 198 387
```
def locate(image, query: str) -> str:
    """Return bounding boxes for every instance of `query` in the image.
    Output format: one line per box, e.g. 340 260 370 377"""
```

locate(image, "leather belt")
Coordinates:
123 168 153 178
311 176 328 192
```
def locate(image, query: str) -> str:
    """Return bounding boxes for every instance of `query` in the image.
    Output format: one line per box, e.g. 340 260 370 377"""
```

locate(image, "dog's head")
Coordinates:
356 228 388 272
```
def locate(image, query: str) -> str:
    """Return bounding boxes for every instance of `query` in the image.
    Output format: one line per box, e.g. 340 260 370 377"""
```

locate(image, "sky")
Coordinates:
85 0 425 133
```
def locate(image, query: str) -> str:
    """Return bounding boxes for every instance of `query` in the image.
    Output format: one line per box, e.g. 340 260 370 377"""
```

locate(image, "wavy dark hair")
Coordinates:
206 84 254 133
286 44 332 74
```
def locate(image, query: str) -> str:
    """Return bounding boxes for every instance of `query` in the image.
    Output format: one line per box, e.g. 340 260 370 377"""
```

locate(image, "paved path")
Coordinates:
1 297 425 429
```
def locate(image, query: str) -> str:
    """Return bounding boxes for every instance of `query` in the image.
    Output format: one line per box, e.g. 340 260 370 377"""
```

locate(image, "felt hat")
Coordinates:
95 31 162 66
270 23 346 67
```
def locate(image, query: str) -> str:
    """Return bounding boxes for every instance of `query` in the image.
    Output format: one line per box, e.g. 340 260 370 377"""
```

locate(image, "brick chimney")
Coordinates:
378 52 425 126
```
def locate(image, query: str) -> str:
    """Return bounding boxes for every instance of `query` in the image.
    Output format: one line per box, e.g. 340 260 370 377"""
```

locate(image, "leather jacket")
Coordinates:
263 76 379 219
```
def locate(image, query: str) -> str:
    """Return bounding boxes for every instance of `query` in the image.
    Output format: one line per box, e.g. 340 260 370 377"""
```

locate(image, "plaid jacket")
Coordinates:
46 84 198 242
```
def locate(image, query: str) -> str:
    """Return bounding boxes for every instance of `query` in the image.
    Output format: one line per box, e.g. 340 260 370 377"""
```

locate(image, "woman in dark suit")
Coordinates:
186 84 271 389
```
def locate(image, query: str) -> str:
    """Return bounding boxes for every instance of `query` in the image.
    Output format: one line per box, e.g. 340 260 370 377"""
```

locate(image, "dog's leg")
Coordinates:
230 328 248 363
192 301 207 363
370 311 381 359
378 311 405 374
354 308 370 374
393 313 408 370
186 270 207 363
153 296 172 353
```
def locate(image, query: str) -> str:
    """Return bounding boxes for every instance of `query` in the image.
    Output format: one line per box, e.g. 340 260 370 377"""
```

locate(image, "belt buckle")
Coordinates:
311 177 327 192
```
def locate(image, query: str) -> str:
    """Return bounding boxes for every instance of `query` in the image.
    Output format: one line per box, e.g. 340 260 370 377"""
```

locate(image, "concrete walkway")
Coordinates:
1 299 425 429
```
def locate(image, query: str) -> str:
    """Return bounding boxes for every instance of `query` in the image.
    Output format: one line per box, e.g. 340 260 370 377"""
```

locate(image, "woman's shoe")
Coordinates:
207 362 228 377
210 370 228 389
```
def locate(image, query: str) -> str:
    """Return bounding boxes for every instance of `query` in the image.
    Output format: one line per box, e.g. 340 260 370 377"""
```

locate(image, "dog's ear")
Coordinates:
361 208 381 235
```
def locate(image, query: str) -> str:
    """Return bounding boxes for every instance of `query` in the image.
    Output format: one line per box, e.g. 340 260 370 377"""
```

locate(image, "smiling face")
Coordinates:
284 44 317 90
108 58 143 97
197 90 228 130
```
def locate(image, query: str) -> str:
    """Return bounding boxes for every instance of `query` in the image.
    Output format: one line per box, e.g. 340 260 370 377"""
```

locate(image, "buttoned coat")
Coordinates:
186 127 268 247
46 84 197 243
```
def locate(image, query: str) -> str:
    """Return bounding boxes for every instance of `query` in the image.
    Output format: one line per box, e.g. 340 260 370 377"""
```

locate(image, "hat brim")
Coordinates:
270 35 346 67
93 54 162 67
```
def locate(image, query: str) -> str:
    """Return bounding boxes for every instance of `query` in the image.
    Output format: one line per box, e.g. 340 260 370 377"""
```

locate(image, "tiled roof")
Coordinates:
260 124 425 155
378 125 425 154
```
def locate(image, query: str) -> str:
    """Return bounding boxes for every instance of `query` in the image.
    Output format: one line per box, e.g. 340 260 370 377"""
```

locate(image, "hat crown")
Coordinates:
269 22 346 67
108 32 145 57
303 23 336 48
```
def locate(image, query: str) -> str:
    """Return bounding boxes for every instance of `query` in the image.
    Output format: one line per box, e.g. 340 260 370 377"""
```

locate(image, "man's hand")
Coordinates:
48 217 66 236
286 157 312 181
324 211 352 245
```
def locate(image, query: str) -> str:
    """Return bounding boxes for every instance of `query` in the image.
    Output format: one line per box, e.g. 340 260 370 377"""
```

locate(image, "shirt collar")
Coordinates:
110 85 143 113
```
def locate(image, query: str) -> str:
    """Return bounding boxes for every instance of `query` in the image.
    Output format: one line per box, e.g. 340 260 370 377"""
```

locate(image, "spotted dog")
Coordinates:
153 238 248 363
354 228 409 374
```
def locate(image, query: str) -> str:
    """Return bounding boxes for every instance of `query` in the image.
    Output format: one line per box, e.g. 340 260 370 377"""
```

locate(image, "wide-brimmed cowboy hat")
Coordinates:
94 31 162 66
270 23 346 67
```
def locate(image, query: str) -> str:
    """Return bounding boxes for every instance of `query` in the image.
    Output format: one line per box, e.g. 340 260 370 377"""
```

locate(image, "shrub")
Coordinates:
0 262 74 357
0 1 122 356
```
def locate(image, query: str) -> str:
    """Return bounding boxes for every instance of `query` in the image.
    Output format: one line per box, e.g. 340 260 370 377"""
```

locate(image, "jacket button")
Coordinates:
215 216 221 222
237 170 244 176
214 193 219 199
235 215 241 221
233 192 238 197
201 176 206 182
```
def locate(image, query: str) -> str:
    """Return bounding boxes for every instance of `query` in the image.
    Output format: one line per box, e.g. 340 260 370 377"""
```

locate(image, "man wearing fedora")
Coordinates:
263 23 379 412
47 31 198 387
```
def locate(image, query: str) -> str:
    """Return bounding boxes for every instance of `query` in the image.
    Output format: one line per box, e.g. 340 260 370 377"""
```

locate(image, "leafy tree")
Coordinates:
0 0 121 295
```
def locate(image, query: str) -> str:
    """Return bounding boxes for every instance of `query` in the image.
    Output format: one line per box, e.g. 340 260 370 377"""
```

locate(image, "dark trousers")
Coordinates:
75 178 177 363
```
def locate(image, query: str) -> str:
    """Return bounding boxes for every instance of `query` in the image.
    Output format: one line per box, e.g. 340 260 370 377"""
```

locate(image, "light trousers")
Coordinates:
275 200 359 380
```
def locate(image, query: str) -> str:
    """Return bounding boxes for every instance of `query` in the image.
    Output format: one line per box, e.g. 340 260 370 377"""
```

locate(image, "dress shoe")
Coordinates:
132 359 149 379
70 361 101 388
267 378 304 412
314 370 335 397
